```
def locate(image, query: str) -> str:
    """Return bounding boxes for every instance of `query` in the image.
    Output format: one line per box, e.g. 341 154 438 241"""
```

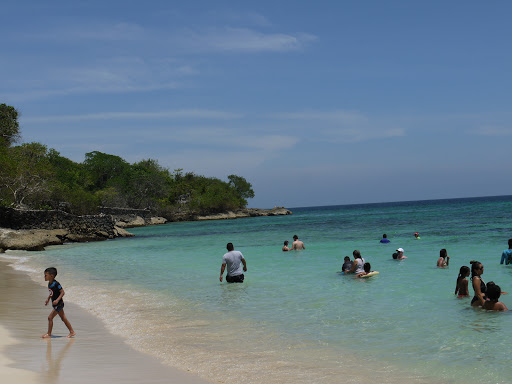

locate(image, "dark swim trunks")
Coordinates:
53 301 64 312
226 274 244 283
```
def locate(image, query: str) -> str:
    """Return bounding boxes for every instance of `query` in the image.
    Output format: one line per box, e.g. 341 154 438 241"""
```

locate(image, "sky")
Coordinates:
2 0 512 208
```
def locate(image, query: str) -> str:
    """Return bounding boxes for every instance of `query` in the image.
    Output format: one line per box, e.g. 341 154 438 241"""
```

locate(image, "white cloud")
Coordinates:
21 110 242 124
469 126 512 136
174 27 316 53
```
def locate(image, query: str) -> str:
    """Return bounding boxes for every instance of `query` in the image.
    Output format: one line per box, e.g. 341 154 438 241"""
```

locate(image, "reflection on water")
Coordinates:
43 338 75 383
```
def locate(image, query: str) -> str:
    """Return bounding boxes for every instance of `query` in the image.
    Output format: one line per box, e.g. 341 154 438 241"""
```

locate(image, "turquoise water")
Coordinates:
6 195 512 383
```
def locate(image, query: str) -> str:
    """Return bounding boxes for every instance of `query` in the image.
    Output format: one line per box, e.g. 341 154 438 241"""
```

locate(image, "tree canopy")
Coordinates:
0 104 255 216
0 104 21 147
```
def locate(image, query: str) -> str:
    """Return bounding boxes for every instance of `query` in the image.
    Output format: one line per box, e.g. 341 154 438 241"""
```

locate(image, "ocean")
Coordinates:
4 195 512 383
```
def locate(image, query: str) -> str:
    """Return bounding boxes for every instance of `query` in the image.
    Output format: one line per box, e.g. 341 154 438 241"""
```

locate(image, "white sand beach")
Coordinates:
0 259 212 384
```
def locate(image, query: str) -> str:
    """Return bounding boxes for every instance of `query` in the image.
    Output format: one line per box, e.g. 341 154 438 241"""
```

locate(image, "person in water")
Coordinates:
282 240 290 251
454 266 470 297
356 262 374 278
483 283 508 311
395 248 407 260
220 243 247 283
380 234 390 243
414 232 421 239
341 256 353 272
437 249 450 267
470 260 486 307
500 239 512 265
291 235 305 250
346 250 365 275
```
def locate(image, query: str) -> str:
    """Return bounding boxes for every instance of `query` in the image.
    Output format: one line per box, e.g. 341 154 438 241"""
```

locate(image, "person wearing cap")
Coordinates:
396 248 407 260
414 232 421 239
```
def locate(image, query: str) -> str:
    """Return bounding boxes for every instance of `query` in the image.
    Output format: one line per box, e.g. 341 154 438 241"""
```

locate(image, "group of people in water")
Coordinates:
282 235 306 251
345 232 510 311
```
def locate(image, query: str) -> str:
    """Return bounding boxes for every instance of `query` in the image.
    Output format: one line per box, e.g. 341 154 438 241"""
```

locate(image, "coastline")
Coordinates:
0 259 212 384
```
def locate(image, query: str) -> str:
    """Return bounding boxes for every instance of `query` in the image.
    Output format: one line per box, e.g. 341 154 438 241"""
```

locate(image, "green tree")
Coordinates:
0 104 21 147
83 151 130 191
0 142 53 208
125 159 171 208
227 174 255 207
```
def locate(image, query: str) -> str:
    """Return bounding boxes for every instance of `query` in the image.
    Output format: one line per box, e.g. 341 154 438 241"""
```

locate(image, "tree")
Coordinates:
0 142 53 208
227 174 255 207
83 151 130 191
124 159 171 208
0 104 21 147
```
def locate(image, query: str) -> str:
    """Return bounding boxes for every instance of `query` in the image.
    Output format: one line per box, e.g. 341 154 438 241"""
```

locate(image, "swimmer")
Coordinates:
291 235 305 250
282 240 290 252
437 249 450 268
356 262 373 278
470 261 486 307
341 256 353 272
396 248 407 260
482 283 508 311
500 239 512 265
454 266 470 297
345 250 365 274
380 234 390 244
414 232 420 239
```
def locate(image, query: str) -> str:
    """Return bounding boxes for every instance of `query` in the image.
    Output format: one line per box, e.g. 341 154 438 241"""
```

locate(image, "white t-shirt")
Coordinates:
222 250 245 277
354 258 365 274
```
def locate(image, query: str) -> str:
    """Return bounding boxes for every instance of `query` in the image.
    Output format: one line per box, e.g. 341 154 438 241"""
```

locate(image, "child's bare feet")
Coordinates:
67 332 76 338
41 333 51 338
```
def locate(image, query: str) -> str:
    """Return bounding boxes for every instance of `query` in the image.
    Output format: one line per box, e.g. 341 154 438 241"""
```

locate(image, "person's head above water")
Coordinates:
226 243 234 251
470 260 483 277
382 234 387 238
363 262 371 273
440 249 447 258
414 232 420 238
487 283 502 301
396 248 404 253
353 250 362 259
293 235 298 240
344 256 351 262
508 238 512 249
284 240 289 246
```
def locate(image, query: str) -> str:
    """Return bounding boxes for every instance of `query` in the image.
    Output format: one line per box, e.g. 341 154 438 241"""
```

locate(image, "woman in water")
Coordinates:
470 260 486 307
346 250 365 275
437 249 450 267
454 265 470 297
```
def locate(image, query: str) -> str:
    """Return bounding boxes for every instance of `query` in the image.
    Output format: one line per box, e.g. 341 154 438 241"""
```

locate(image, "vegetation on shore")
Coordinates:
0 104 255 217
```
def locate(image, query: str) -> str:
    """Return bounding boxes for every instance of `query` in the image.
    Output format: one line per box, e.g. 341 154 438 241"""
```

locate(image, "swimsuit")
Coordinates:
471 278 486 305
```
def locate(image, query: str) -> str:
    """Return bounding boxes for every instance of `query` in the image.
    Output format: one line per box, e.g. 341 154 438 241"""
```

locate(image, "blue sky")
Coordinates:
3 1 512 208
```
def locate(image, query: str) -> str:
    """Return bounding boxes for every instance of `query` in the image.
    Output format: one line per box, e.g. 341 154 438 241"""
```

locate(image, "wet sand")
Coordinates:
0 259 212 384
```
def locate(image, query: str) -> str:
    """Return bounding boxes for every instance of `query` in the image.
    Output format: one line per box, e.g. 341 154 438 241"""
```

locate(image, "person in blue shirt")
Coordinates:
500 239 512 265
380 234 390 243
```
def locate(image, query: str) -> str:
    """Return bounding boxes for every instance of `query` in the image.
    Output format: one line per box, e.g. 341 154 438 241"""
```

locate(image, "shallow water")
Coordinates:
5 195 512 383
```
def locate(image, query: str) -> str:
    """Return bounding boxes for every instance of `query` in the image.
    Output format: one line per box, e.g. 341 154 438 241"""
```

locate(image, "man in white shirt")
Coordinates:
220 243 247 283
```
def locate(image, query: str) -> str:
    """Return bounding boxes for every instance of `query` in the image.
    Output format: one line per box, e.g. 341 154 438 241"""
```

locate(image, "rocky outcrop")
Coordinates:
0 207 134 251
0 226 134 252
98 207 167 228
196 207 292 221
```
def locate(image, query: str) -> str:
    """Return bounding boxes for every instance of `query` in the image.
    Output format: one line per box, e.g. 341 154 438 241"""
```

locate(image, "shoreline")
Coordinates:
0 259 212 384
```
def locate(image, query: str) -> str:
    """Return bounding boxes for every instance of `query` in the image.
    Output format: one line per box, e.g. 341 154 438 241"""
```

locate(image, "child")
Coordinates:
356 262 373 277
483 283 508 311
282 240 290 252
342 256 353 272
41 267 76 338
437 248 450 267
454 266 470 297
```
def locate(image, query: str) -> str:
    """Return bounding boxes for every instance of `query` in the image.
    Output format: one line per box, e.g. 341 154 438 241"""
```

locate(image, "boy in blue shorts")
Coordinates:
41 267 76 338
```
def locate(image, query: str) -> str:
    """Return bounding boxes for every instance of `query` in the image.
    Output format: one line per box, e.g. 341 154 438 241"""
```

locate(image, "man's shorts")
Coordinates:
226 274 244 283
52 301 64 313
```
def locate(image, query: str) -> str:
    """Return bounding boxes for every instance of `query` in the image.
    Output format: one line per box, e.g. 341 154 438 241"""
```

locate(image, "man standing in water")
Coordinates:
220 243 247 283
291 235 306 250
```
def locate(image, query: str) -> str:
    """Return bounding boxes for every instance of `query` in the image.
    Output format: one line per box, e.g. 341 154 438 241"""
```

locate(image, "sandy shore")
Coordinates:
0 259 212 384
